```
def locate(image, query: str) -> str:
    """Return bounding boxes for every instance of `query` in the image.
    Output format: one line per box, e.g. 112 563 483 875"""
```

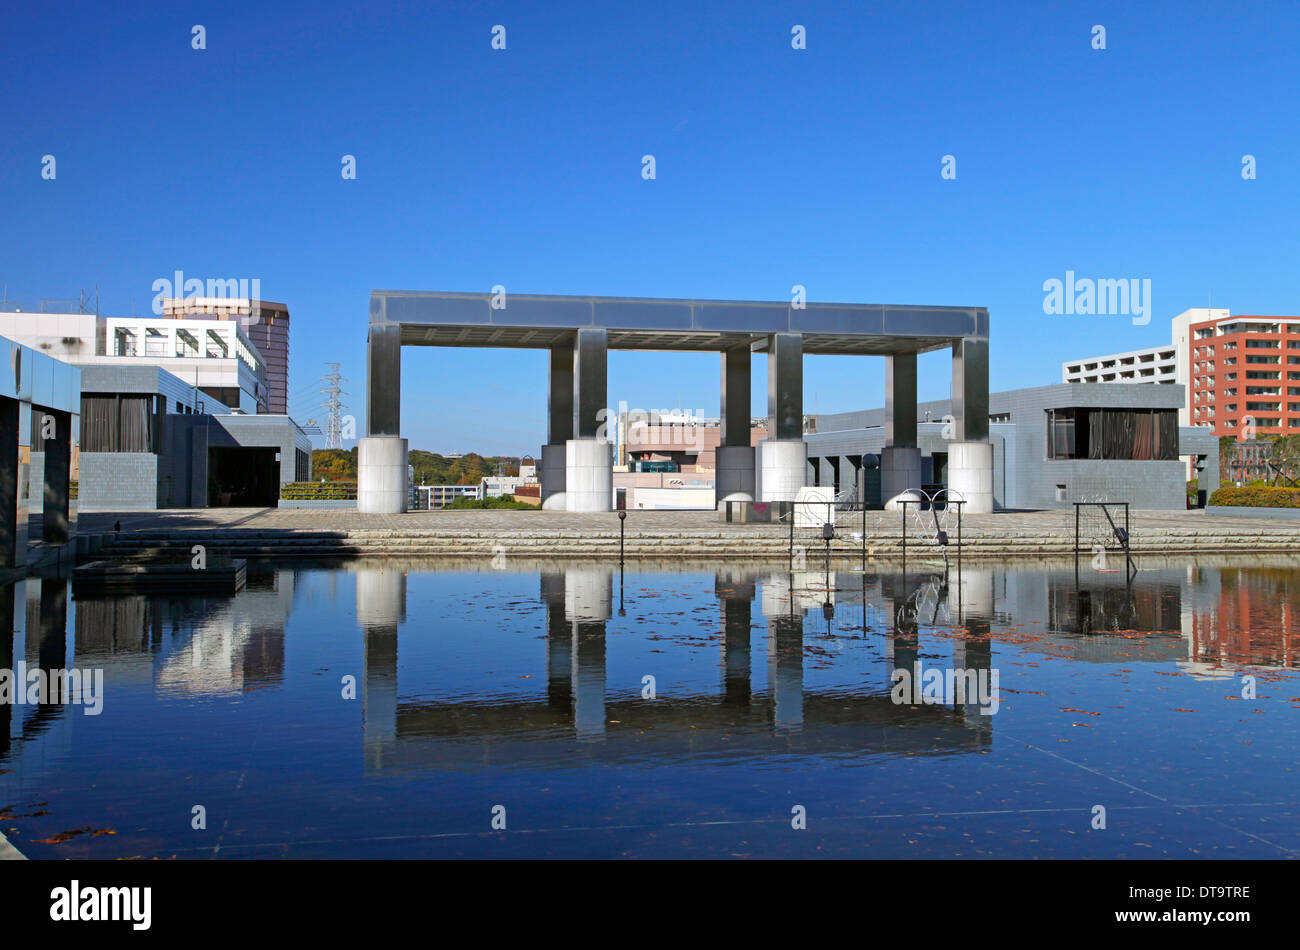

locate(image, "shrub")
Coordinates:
280 481 358 500
445 495 535 510
1208 485 1300 508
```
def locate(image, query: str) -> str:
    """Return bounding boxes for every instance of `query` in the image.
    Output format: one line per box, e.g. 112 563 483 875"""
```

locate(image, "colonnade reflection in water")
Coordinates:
355 557 1005 772
6 556 1300 779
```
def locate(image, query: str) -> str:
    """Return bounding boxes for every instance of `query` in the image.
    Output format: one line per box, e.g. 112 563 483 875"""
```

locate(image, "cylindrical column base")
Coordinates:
540 443 567 510
715 445 756 504
565 439 612 512
881 446 922 505
358 437 408 514
758 439 806 502
948 440 994 513
356 567 408 627
564 569 612 622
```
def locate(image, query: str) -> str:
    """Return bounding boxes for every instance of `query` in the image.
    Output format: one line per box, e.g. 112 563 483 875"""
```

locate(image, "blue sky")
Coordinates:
3 0 1297 454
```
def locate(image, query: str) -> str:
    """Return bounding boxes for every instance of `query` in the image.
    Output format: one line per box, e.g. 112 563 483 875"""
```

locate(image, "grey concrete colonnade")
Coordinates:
361 291 991 513
1 341 81 570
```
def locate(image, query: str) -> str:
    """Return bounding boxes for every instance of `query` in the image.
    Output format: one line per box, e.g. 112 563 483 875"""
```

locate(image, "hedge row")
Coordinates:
446 495 536 510
1208 485 1300 508
280 481 358 500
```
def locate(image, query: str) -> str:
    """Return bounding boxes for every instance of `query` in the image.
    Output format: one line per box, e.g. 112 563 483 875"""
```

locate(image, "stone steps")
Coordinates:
89 529 1300 560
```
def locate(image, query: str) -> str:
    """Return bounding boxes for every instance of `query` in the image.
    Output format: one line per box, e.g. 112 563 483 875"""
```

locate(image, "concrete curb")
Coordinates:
0 829 27 860
1205 506 1300 520
94 531 1300 560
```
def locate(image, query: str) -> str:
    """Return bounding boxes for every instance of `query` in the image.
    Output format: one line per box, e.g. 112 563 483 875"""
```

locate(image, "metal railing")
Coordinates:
899 489 965 554
775 498 875 562
1074 501 1135 579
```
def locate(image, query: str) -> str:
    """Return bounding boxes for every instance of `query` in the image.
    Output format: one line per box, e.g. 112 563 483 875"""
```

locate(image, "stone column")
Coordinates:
566 328 611 512
40 408 72 543
716 345 756 506
882 351 922 503
0 397 24 569
566 569 611 739
358 567 405 770
717 572 755 705
761 574 804 733
541 573 572 710
948 337 994 513
758 332 806 503
541 345 574 510
359 323 407 513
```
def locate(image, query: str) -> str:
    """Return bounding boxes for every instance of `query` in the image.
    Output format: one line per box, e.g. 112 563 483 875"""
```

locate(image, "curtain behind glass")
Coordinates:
1158 411 1178 460
80 396 117 452
1133 411 1155 459
117 396 152 452
1089 410 1104 459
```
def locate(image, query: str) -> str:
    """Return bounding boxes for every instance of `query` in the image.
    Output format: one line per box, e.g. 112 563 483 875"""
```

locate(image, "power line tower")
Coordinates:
322 363 348 449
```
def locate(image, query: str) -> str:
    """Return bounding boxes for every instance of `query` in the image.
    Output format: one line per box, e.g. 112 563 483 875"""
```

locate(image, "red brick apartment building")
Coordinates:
1189 314 1300 437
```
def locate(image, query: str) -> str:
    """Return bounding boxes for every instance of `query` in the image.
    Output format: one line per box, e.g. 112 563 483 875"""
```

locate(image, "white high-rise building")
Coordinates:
1062 308 1230 427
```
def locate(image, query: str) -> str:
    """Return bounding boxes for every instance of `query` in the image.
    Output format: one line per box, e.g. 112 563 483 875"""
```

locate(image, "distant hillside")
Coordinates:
311 448 520 485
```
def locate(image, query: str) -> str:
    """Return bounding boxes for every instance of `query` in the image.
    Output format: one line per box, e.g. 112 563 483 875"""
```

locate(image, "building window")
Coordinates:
80 394 157 453
1045 408 1177 461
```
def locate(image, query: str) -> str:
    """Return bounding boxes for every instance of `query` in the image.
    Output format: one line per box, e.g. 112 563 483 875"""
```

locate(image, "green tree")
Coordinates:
312 448 357 481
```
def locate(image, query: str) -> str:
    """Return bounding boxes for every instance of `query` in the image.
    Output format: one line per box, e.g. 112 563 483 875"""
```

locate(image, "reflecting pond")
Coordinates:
2 555 1299 858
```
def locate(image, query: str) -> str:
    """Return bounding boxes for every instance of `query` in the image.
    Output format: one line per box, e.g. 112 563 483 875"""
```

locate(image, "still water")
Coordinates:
2 555 1298 859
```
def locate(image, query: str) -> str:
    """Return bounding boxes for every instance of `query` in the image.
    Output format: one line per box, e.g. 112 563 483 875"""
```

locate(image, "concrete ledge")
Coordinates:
0 829 26 860
278 499 358 509
1206 505 1300 519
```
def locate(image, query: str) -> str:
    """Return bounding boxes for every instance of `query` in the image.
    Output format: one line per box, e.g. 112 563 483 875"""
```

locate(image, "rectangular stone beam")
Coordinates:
367 324 402 437
952 337 989 442
0 398 19 569
548 344 575 444
41 408 71 543
573 328 607 440
767 332 803 441
720 345 750 447
886 352 918 448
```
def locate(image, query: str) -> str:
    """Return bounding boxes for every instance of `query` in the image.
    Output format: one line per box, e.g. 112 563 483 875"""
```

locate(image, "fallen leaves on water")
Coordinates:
35 827 118 844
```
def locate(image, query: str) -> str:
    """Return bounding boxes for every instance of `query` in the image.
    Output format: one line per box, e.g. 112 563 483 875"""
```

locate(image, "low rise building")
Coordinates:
0 307 269 413
806 383 1218 510
419 484 479 509
76 364 310 510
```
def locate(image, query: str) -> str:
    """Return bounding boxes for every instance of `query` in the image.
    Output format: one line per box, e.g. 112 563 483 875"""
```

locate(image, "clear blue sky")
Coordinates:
3 0 1297 454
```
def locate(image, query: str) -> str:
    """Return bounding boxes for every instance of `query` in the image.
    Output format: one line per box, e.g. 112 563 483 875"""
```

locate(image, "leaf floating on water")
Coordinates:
35 826 117 844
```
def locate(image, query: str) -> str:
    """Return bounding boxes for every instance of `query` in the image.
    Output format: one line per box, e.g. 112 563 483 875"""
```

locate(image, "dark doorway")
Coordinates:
932 451 949 487
208 447 280 507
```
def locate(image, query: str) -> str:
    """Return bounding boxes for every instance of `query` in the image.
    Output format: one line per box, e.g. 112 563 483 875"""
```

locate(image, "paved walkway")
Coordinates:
70 506 1300 533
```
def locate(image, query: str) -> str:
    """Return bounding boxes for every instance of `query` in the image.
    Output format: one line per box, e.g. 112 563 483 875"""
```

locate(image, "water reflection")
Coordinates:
357 559 1005 770
2 554 1299 858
